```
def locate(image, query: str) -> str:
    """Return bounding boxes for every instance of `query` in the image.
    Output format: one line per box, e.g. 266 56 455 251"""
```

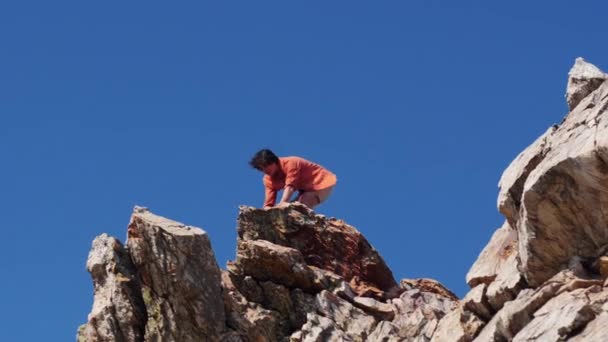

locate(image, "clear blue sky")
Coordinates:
2 1 607 340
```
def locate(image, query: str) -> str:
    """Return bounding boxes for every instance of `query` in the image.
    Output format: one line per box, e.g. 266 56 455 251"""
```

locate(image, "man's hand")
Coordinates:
275 201 291 208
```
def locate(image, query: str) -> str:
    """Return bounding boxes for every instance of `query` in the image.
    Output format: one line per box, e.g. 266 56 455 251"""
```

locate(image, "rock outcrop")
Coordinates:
236 205 399 299
453 58 608 341
496 57 608 289
80 58 608 341
127 207 226 341
78 234 146 342
566 57 608 111
79 204 456 341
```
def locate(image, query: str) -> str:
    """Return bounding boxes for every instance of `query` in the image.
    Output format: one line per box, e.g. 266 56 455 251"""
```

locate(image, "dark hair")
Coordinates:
249 149 279 171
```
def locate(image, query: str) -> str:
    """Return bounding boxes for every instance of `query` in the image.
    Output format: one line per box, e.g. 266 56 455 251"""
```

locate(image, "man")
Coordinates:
249 149 337 209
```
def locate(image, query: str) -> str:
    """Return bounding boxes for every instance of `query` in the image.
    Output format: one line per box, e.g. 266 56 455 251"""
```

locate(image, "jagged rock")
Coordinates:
352 296 395 321
392 286 457 316
260 281 293 317
232 239 318 291
221 271 284 341
394 308 438 341
290 313 349 342
78 234 146 342
472 269 601 341
485 250 526 312
462 284 493 321
492 59 608 288
430 284 494 342
237 204 398 299
290 288 317 329
473 284 559 340
289 290 378 342
431 307 485 342
514 284 608 341
566 57 608 110
430 284 491 342
466 222 526 313
518 73 608 287
399 278 458 301
237 276 264 304
391 287 458 340
228 204 435 341
466 221 518 287
127 207 225 341
497 127 556 228
479 66 608 339
367 321 402 342
512 287 599 341
435 61 608 341
80 205 457 342
313 290 377 339
331 279 357 301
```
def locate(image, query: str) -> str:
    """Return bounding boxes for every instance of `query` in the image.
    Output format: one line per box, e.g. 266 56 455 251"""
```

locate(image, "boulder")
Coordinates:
237 204 398 299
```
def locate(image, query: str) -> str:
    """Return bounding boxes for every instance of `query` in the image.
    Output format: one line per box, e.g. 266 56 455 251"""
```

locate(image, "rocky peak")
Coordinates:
566 57 607 110
79 204 457 341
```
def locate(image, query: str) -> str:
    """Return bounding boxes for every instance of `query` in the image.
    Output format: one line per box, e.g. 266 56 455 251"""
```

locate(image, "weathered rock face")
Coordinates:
79 58 608 341
497 58 608 288
500 60 608 286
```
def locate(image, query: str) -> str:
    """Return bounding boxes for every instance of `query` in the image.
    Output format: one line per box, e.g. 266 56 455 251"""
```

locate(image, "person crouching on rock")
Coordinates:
249 149 337 209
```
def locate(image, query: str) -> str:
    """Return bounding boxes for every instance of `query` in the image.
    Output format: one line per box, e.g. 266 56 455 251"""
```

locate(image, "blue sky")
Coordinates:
1 1 607 340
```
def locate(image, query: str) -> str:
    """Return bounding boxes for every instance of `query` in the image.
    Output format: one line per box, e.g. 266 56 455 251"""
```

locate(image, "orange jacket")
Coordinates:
263 156 337 207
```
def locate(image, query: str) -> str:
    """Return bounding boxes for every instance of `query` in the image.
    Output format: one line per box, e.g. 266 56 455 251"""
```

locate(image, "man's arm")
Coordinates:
279 159 300 204
279 185 296 204
263 185 277 208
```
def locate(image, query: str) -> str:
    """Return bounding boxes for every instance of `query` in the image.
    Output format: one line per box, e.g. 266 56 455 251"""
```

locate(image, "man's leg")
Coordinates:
297 186 334 209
